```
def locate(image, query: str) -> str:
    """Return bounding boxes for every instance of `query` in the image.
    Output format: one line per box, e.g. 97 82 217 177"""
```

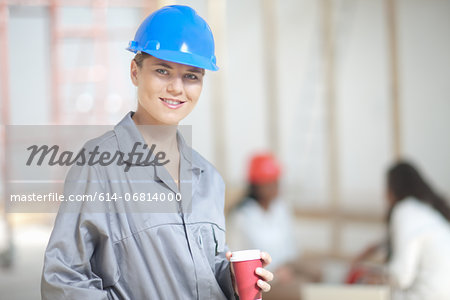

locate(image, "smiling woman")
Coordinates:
41 4 273 300
130 53 205 126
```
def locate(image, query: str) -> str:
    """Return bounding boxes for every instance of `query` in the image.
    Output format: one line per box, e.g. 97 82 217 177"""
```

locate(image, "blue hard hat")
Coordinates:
127 5 218 71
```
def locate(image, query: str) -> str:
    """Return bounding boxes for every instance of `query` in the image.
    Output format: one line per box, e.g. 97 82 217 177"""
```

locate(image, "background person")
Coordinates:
351 161 450 299
386 161 450 299
227 153 320 300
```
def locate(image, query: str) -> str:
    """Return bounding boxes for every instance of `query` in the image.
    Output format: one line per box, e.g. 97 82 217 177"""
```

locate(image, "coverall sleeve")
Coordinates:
215 245 237 300
41 164 118 300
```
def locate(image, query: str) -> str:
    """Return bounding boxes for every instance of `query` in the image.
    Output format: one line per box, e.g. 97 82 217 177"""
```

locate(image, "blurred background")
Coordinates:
0 0 449 298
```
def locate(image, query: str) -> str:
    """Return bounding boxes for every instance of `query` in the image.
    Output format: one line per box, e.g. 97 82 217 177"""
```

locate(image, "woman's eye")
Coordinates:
156 69 168 75
185 73 198 80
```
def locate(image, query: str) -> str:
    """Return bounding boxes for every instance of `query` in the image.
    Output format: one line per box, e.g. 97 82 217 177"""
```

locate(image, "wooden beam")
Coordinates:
293 208 385 224
49 0 61 124
7 0 149 7
0 0 11 248
262 0 279 155
321 0 341 257
0 0 10 125
207 0 227 177
386 0 401 159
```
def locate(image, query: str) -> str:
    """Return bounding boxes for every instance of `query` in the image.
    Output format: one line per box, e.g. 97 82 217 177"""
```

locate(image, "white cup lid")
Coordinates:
230 249 261 262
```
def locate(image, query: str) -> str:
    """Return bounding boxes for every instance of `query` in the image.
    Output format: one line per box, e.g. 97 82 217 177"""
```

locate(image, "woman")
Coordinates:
227 153 296 271
227 153 320 300
41 5 273 299
387 161 450 299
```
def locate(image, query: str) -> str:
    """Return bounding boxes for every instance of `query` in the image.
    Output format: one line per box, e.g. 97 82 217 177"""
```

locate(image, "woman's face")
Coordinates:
255 181 279 203
130 55 204 125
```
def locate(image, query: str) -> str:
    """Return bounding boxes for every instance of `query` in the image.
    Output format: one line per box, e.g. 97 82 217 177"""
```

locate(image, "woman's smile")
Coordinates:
159 97 186 109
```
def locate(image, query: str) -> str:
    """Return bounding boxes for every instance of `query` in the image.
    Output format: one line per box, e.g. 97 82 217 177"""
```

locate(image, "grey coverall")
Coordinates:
41 112 236 299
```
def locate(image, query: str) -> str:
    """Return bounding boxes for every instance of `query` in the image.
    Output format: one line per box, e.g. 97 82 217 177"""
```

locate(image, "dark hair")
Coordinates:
133 52 151 68
133 52 205 75
246 184 259 202
386 161 450 260
231 184 271 213
387 161 450 221
231 185 260 211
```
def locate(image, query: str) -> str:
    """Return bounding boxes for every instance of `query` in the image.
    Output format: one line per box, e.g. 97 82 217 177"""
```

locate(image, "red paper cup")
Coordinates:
231 249 262 300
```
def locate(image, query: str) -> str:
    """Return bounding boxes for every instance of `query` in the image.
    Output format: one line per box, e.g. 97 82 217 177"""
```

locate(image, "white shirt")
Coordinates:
226 197 299 271
389 197 450 300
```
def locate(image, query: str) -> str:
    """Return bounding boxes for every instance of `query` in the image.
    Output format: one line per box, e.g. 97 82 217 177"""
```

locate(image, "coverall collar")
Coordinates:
113 112 199 167
113 112 203 194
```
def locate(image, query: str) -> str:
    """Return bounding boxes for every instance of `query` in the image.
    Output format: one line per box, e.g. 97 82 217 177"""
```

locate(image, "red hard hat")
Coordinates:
248 153 281 184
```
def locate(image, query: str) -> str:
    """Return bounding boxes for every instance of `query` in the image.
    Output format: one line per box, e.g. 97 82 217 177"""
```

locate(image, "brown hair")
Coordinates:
387 161 450 221
386 161 450 261
133 52 151 68
133 52 206 75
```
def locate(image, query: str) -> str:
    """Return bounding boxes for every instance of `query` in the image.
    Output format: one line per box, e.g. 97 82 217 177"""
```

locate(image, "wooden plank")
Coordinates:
321 0 341 258
207 0 227 177
386 0 401 158
262 0 279 155
294 208 385 224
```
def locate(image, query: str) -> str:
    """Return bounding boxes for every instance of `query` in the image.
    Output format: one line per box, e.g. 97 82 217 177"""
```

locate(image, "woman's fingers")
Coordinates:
256 267 274 282
227 250 274 294
257 279 271 292
255 266 273 293
260 251 272 267
226 251 238 293
225 251 232 261
225 251 235 274
257 251 274 293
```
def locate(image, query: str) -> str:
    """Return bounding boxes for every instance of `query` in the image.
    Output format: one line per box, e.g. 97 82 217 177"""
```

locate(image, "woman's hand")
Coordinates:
351 241 385 267
226 251 274 293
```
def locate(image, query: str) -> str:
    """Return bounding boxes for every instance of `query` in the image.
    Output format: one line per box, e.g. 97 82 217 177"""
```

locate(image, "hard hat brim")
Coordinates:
127 47 219 71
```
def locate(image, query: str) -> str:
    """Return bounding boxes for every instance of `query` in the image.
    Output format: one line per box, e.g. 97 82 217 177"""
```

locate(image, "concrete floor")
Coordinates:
0 222 354 299
0 224 52 300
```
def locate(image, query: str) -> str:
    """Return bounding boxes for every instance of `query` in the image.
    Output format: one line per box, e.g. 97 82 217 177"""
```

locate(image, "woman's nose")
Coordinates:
167 76 183 95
